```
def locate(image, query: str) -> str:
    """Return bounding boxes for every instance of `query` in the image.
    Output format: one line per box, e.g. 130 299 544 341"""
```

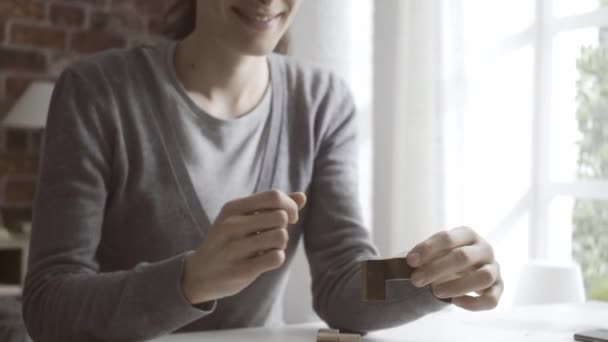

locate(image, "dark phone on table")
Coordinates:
574 329 608 342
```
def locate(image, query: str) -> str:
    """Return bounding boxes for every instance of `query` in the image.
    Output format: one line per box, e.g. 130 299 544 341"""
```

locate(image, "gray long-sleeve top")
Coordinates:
22 42 447 341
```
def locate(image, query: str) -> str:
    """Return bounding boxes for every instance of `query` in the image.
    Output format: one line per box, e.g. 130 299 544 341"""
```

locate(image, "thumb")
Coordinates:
289 192 307 210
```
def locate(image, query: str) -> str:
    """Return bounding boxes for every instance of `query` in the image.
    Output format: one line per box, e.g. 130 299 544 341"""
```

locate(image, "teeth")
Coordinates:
254 15 273 22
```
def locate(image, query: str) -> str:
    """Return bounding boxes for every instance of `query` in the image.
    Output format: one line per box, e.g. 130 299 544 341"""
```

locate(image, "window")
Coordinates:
443 0 608 303
538 1 608 295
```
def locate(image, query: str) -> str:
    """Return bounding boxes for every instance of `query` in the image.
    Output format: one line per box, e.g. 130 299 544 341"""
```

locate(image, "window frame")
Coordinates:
530 0 608 260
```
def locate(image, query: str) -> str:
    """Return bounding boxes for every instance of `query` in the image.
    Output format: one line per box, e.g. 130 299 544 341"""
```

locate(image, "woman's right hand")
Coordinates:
181 190 307 305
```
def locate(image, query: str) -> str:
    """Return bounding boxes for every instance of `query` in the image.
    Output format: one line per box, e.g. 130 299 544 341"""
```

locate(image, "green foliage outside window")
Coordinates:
572 22 608 300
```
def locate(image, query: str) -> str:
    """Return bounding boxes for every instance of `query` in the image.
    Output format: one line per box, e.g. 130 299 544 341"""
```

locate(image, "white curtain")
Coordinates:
372 0 446 256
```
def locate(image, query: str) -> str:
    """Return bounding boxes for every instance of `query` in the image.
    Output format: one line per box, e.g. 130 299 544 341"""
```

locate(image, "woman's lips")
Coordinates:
232 7 283 31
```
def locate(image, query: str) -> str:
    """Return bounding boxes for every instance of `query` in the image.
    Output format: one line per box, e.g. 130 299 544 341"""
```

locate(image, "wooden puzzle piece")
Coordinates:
361 258 414 301
317 329 361 342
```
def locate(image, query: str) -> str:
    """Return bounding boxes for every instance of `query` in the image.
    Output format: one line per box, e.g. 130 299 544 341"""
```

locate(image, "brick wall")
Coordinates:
0 0 167 230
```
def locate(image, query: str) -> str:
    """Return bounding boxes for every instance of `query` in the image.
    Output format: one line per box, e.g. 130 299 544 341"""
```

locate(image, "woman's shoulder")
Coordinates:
271 53 353 103
62 43 165 85
271 54 357 146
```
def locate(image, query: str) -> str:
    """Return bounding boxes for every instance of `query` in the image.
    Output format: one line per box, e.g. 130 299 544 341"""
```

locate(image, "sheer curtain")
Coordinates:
373 0 446 256
440 0 536 307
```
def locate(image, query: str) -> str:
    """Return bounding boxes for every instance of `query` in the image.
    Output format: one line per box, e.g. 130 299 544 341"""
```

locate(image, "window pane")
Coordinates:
553 0 607 18
550 27 607 182
547 196 575 262
548 196 608 299
572 199 608 299
445 1 535 308
442 43 534 307
463 0 535 42
456 46 534 236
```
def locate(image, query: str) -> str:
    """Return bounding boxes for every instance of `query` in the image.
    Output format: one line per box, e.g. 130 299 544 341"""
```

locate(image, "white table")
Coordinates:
156 301 608 342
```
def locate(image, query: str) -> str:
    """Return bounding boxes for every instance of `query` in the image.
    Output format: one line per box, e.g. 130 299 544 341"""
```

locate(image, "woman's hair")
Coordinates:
163 0 291 54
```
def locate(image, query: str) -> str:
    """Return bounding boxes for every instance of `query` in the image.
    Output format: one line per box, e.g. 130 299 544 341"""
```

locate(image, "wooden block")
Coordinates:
339 333 362 342
362 258 414 301
317 329 340 342
317 329 361 342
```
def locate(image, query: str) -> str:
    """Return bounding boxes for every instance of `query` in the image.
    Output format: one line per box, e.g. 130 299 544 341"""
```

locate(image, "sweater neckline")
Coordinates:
164 41 273 130
153 40 287 232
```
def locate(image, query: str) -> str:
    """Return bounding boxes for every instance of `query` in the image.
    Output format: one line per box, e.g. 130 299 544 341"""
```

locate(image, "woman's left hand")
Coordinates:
406 227 504 311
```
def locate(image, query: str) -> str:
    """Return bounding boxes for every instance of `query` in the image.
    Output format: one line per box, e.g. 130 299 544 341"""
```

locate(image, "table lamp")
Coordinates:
513 260 586 306
1 80 54 238
3 81 54 129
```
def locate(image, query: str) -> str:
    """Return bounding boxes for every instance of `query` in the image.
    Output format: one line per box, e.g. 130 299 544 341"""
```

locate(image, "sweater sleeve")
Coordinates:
22 67 214 342
302 76 448 334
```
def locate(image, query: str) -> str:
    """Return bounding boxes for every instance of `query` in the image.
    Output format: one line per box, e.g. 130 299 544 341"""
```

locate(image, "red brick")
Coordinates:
0 152 40 175
10 24 67 49
148 17 165 36
110 0 135 10
90 10 144 33
3 176 37 203
0 20 6 43
0 1 45 21
5 129 27 152
70 31 127 54
0 48 46 72
61 0 107 7
50 4 86 28
134 0 168 17
30 130 43 154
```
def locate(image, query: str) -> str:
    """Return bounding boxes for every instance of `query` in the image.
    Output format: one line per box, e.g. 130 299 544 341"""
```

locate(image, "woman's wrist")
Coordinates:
181 251 201 305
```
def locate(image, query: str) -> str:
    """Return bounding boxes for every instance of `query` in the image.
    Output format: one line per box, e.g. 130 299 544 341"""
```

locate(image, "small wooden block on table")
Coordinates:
317 329 361 342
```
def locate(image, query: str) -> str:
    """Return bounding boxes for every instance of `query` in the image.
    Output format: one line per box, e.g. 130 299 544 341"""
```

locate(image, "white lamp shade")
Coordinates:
3 81 54 129
513 260 586 306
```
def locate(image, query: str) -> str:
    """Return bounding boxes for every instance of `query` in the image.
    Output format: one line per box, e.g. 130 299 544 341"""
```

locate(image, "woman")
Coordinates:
22 0 503 340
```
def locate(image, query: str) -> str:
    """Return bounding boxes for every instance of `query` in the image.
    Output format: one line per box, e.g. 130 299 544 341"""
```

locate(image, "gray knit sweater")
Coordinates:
22 43 446 341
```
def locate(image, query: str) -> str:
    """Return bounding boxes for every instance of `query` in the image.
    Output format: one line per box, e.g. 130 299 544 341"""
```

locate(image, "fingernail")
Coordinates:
407 252 421 267
411 271 426 287
434 288 446 298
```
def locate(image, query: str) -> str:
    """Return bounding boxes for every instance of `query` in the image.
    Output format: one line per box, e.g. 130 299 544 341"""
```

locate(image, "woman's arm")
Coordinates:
22 67 211 342
302 76 448 333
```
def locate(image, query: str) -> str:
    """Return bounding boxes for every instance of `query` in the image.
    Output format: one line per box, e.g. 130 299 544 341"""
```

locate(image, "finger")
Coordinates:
427 264 475 288
411 243 494 287
289 192 307 210
230 228 290 259
242 249 286 275
452 279 503 311
222 210 289 240
218 190 300 224
431 263 500 299
407 227 479 267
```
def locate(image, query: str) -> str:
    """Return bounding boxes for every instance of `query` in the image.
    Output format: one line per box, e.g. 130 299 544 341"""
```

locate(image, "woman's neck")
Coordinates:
174 31 270 120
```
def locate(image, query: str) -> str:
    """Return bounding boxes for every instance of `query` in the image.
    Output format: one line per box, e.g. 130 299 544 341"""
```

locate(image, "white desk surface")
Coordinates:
155 301 607 341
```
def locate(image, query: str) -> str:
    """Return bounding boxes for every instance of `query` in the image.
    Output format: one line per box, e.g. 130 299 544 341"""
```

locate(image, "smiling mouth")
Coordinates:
231 7 284 31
